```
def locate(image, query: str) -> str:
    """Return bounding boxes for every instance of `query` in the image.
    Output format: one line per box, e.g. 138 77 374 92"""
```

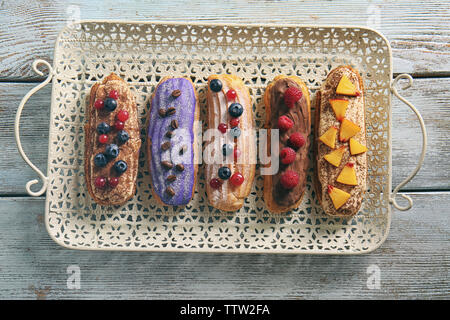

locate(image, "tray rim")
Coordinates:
44 20 394 254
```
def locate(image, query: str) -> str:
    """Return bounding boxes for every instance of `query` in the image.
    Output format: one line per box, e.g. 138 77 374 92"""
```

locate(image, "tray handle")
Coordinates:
389 74 427 211
14 59 54 197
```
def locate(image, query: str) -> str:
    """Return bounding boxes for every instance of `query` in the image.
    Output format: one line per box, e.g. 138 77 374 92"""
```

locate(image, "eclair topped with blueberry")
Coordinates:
205 74 256 212
147 77 199 206
85 73 141 205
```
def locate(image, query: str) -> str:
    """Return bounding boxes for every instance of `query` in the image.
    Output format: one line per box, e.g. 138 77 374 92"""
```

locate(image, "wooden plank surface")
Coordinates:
0 192 447 299
2 77 448 195
0 0 449 81
1 0 448 300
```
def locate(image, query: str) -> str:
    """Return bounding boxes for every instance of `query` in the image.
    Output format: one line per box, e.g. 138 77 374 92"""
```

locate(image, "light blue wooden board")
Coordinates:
0 0 449 80
0 193 448 299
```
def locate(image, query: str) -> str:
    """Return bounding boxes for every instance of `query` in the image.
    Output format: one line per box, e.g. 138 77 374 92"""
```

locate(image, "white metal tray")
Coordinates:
15 21 426 254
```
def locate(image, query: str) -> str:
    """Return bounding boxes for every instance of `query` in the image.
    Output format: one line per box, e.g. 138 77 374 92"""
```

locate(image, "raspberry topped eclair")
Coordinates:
263 75 311 213
205 74 256 212
85 73 141 205
147 77 199 206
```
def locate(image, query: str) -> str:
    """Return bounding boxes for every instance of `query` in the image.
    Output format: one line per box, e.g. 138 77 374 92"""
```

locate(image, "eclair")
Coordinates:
263 75 311 213
147 77 199 206
85 73 141 205
314 66 368 216
204 74 256 212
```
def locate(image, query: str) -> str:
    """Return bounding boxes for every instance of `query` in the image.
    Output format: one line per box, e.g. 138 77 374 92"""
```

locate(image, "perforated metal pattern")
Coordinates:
46 21 392 253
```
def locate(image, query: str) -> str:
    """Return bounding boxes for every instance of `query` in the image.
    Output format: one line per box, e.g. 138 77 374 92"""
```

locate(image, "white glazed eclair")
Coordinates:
204 74 256 212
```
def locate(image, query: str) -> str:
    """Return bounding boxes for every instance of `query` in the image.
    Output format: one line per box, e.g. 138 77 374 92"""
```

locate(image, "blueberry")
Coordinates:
229 127 241 138
228 103 243 118
94 153 107 167
116 130 129 145
97 122 111 135
222 144 233 156
218 166 231 180
104 97 117 112
105 144 119 160
209 79 222 92
114 160 128 175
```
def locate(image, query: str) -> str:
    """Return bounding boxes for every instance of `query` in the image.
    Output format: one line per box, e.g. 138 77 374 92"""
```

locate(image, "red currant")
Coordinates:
218 123 228 134
229 118 239 128
230 172 244 186
226 89 237 100
98 134 108 144
94 99 104 110
114 120 125 130
209 178 222 189
109 90 119 99
117 110 129 122
108 177 119 188
94 176 106 188
234 148 241 161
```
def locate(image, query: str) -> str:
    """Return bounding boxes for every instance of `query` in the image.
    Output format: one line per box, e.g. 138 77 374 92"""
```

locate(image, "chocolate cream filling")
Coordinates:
270 78 310 207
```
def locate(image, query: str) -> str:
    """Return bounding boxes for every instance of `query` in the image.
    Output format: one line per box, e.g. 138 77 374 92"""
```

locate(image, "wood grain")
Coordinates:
0 0 449 81
0 192 447 299
2 78 448 195
0 0 448 300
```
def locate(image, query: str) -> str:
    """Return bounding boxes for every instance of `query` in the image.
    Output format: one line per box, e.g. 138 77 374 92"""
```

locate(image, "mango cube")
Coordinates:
339 119 361 142
336 163 358 186
336 75 359 96
324 146 346 167
349 138 368 155
327 185 351 210
319 126 338 149
329 99 349 122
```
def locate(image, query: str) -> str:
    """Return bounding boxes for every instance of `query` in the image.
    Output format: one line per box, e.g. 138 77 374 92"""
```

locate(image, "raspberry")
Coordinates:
289 132 306 149
277 115 294 131
280 147 296 165
280 170 299 189
284 86 303 108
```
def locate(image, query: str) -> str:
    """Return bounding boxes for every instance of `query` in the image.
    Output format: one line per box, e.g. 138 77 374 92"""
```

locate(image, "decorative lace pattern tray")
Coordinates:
15 21 426 254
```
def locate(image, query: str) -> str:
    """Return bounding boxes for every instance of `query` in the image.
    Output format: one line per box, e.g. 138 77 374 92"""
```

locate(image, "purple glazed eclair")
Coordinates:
147 77 199 206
